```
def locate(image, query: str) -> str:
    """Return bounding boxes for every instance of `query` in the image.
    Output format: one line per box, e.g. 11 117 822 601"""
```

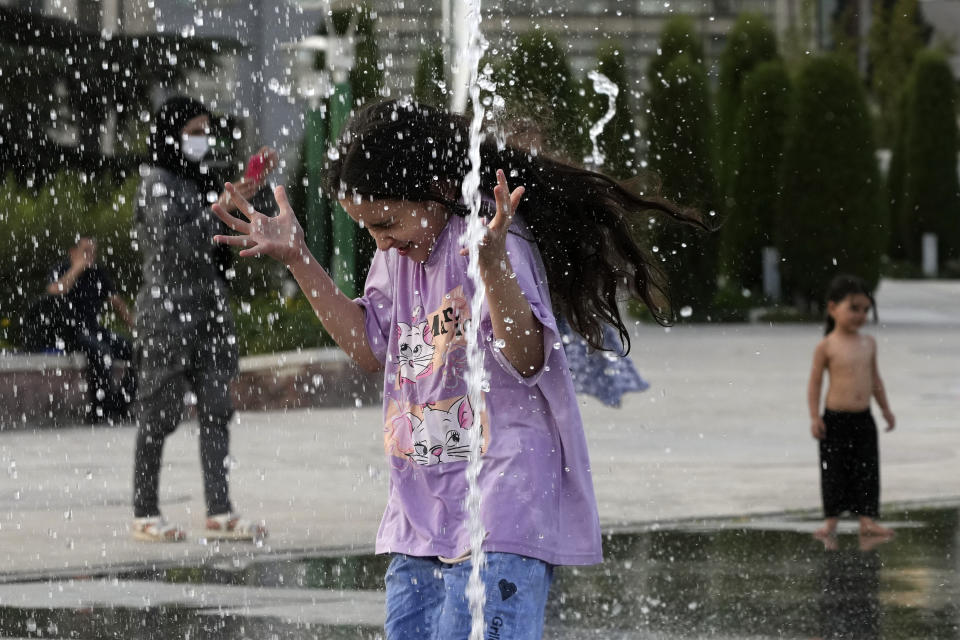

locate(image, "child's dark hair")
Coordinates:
824 274 877 335
326 99 706 353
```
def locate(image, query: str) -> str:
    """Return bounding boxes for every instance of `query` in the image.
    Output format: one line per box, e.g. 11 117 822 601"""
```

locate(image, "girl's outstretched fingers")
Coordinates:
490 169 524 233
213 233 251 248
224 181 257 219
212 203 251 235
274 184 293 214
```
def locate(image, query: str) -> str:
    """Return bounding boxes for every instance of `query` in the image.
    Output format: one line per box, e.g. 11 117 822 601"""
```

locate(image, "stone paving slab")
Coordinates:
1 280 958 580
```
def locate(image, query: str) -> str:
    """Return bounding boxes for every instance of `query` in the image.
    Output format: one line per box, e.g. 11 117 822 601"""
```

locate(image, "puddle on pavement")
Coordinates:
0 505 956 639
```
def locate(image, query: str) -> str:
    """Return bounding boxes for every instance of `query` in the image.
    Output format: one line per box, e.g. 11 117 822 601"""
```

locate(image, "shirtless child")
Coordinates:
807 275 895 540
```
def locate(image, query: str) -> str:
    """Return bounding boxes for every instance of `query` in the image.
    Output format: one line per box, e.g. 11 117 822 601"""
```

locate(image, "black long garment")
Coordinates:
819 409 880 518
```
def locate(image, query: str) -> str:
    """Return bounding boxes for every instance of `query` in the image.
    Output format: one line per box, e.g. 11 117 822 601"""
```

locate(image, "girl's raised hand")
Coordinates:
462 169 525 275
212 182 306 267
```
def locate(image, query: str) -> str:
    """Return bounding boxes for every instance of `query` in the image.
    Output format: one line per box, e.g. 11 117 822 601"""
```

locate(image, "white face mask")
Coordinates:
180 134 210 162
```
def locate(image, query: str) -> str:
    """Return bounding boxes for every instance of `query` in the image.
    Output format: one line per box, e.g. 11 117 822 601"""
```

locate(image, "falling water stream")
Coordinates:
456 29 623 635
456 0 491 638
585 70 619 168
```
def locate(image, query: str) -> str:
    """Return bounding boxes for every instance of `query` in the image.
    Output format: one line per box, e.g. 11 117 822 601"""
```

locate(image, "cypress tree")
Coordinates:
648 16 704 83
330 5 381 287
506 31 586 160
885 88 910 260
777 55 884 307
899 50 960 267
720 60 792 293
414 45 446 107
868 0 925 146
716 14 779 196
331 5 383 108
646 51 720 316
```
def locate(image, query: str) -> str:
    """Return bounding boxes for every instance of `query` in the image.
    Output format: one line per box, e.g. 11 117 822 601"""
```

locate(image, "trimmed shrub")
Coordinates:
885 88 910 259
645 50 720 316
899 50 960 267
868 0 926 146
720 60 792 293
716 14 779 196
777 55 884 307
506 31 587 160
648 16 704 83
414 45 446 107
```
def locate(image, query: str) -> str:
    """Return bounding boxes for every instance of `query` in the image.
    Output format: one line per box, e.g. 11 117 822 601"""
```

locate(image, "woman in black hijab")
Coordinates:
131 96 276 542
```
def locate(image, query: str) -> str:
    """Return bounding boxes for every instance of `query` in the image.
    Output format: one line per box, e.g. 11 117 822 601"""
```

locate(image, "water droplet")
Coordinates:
679 306 693 318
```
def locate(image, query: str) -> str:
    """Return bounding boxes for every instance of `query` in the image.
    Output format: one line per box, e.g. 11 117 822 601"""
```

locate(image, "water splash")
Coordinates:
584 70 619 168
456 0 490 637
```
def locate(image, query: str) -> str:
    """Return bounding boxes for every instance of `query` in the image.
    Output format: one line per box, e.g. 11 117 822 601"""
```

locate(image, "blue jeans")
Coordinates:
384 552 553 640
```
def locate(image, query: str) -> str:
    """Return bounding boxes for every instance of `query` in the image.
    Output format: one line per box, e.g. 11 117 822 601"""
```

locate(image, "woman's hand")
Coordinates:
249 146 279 188
214 147 278 213
461 169 525 279
212 182 306 267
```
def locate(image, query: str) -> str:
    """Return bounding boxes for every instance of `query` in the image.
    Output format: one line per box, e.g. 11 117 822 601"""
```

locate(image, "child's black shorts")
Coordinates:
819 408 879 518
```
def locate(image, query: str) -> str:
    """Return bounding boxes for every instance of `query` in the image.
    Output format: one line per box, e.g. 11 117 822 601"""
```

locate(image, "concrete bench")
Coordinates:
0 349 381 429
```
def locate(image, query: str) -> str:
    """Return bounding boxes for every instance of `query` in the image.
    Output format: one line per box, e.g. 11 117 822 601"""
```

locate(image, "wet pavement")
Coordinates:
0 505 956 639
1 279 959 637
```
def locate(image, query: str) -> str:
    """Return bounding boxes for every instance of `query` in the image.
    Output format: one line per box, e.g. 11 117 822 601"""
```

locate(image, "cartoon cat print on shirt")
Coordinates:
397 320 435 385
392 395 480 466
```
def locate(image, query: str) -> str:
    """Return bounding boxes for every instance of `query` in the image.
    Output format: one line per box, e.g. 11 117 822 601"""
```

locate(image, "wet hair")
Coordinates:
327 99 706 353
824 274 877 335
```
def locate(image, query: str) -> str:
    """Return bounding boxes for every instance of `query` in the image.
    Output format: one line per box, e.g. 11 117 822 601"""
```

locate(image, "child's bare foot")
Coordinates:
813 518 838 541
859 518 894 538
858 532 893 552
818 533 839 551
813 526 834 540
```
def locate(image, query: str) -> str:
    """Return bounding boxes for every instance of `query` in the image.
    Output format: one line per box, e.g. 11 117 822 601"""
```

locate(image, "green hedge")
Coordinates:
0 172 331 355
0 172 139 347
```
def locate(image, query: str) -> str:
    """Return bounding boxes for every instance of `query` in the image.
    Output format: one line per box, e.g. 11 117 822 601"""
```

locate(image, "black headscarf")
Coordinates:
147 96 218 195
147 96 234 280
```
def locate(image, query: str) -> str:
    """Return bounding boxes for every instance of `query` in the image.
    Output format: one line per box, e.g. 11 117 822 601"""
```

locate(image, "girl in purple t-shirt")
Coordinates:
213 100 704 639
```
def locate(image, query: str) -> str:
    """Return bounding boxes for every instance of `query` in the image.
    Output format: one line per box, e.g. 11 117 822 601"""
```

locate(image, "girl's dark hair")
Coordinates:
824 274 877 335
327 99 706 353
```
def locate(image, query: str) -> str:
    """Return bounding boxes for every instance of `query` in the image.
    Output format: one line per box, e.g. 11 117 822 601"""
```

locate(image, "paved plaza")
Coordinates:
2 279 958 581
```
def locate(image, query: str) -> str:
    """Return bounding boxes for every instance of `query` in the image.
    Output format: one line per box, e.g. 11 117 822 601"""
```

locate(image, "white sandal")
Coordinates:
204 513 267 541
132 516 187 542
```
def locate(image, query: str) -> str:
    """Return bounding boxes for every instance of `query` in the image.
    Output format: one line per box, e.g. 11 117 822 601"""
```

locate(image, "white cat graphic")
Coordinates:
394 396 479 466
397 320 435 385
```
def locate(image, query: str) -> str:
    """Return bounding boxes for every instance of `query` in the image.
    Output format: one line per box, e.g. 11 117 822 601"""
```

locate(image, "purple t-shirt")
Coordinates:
355 214 602 566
